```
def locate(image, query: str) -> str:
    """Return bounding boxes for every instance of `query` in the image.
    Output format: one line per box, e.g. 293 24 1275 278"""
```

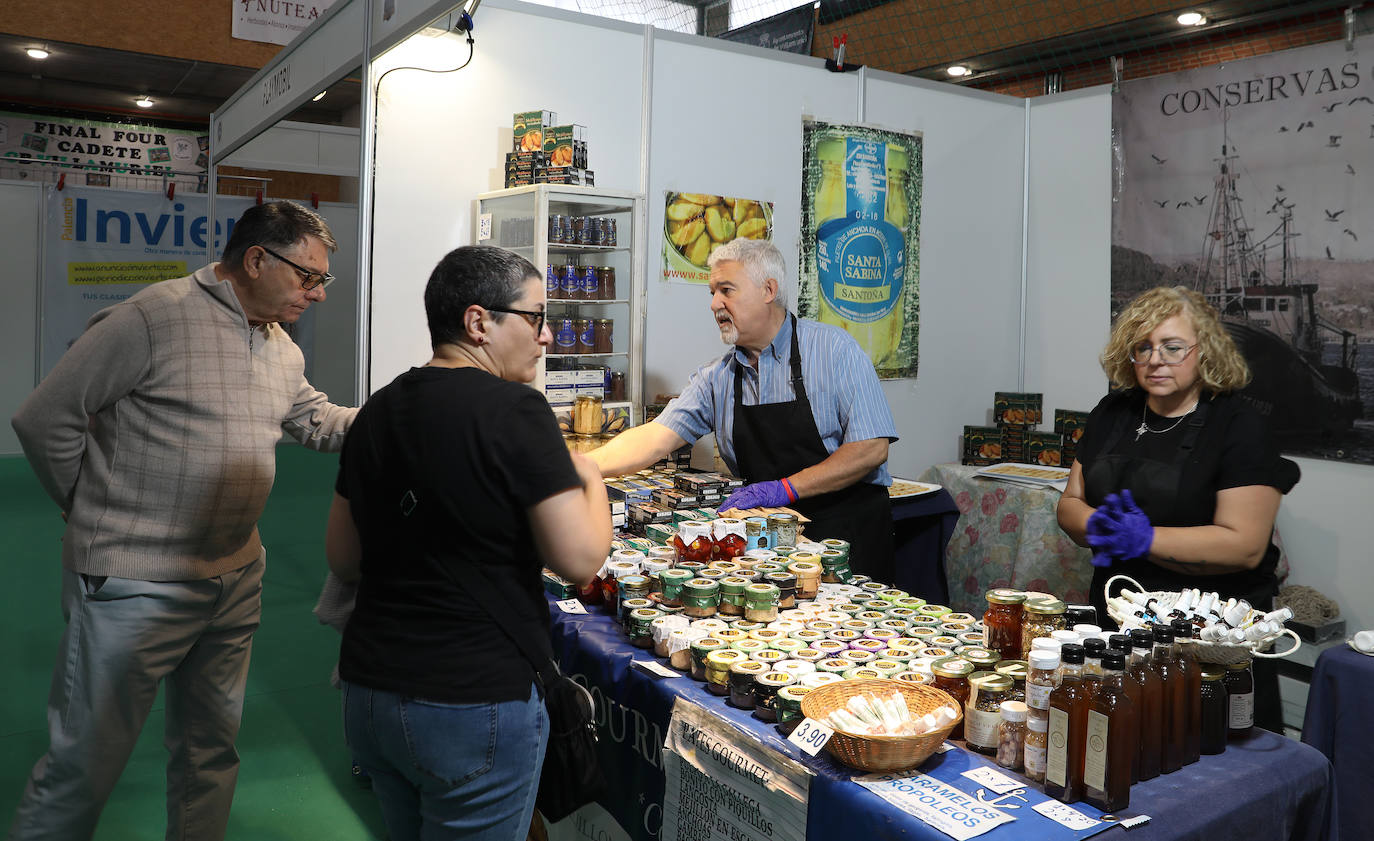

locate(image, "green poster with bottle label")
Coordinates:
798 121 922 380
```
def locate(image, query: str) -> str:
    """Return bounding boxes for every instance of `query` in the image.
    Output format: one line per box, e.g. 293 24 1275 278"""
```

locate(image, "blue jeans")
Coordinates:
342 681 548 841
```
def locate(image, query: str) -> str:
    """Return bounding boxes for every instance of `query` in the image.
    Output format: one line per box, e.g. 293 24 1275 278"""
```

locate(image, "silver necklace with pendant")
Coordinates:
1135 400 1198 442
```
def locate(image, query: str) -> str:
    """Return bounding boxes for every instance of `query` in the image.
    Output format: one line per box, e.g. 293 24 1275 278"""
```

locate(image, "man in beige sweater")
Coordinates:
9 201 357 841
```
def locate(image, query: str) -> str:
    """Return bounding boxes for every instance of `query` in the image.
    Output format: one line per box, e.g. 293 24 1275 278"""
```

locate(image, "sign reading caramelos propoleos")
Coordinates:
799 120 923 379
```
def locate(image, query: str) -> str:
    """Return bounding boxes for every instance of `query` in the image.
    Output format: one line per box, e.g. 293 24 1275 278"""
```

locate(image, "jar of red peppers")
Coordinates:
674 521 714 564
984 589 1027 661
713 518 747 561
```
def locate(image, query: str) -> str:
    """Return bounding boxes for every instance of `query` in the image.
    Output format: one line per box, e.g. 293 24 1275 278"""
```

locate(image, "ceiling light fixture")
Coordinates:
26 47 50 60
1177 11 1206 26
312 90 327 102
135 96 154 108
947 65 971 77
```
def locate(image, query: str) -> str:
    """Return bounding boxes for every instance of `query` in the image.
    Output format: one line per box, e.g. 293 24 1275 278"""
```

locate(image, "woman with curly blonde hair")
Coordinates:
1057 285 1298 732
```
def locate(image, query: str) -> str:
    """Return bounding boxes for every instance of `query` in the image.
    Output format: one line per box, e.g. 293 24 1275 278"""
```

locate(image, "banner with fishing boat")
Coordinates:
1112 34 1374 463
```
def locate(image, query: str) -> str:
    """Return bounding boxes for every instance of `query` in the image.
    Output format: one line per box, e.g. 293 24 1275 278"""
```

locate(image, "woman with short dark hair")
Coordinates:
325 245 611 839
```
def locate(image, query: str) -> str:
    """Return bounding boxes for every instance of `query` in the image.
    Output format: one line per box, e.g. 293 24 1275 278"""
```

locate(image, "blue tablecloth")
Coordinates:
549 600 1336 841
1302 644 1369 841
891 488 959 604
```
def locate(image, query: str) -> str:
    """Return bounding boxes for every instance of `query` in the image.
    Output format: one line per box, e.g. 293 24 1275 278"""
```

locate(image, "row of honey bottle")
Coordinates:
1034 621 1255 812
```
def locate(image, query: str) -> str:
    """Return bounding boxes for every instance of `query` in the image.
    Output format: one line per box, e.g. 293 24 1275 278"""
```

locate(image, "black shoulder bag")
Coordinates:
430 548 606 823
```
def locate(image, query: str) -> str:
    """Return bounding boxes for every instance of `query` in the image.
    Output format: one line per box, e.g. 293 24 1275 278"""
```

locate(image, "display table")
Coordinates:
1302 643 1370 841
548 599 1336 841
917 463 1093 614
889 487 960 604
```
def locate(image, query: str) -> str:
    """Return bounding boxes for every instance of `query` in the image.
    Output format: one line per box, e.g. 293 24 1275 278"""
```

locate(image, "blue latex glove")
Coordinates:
719 479 796 512
1085 490 1154 564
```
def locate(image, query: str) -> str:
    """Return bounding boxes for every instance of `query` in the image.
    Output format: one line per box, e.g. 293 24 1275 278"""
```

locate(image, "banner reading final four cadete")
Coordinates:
42 186 255 376
798 120 923 380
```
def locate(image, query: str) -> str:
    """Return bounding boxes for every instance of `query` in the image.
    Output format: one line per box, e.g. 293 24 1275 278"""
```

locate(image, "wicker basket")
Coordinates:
798 678 962 772
1104 574 1301 665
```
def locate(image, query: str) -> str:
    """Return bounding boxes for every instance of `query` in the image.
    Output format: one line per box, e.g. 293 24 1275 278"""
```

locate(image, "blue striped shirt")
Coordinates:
654 315 897 486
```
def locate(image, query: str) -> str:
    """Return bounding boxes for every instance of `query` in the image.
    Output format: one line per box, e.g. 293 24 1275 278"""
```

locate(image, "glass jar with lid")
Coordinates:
930 656 975 741
1020 597 1067 659
674 521 715 564
1200 665 1228 754
965 673 1014 755
995 660 1029 702
680 578 720 619
984 589 1027 661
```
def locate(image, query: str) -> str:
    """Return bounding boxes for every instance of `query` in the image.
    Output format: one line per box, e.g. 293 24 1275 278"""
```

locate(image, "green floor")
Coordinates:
0 447 388 840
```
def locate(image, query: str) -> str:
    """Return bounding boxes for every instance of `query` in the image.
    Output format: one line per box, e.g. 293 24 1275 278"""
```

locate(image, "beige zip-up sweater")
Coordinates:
13 264 356 580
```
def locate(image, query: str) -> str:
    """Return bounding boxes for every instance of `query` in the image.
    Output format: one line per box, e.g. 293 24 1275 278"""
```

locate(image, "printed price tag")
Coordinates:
961 766 1023 794
478 212 493 241
787 718 835 756
555 599 587 615
1033 800 1099 831
632 659 682 678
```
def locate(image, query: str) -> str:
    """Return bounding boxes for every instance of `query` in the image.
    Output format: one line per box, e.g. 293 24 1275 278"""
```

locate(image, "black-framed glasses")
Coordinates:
1130 341 1198 365
258 245 335 290
487 306 546 334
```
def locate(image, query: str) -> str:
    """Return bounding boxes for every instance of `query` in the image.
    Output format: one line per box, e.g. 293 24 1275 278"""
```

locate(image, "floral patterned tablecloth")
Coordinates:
917 463 1093 614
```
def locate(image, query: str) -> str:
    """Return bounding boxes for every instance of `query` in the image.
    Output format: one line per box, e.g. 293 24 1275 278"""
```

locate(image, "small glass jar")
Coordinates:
1024 712 1049 782
679 579 720 619
652 615 690 658
961 648 1001 674
689 638 725 681
717 576 749 616
764 571 798 608
984 589 1027 661
788 557 822 600
752 671 796 721
627 607 663 648
751 649 785 667
657 568 695 608
775 685 812 734
930 657 975 740
1020 597 1067 659
712 518 748 561
618 574 651 604
673 521 715 565
744 583 781 622
1225 659 1255 738
1025 650 1061 713
728 660 767 708
994 660 1028 702
965 673 1013 755
1200 665 1229 754
819 550 852 583
705 649 745 696
996 700 1028 771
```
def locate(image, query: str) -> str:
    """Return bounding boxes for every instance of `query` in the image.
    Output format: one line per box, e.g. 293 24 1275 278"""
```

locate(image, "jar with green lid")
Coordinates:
697 568 728 583
728 660 767 708
764 571 798 608
619 597 655 628
918 604 952 619
857 611 888 624
882 612 915 626
791 628 826 644
965 673 1013 755
775 685 812 733
849 574 872 586
792 648 825 663
816 658 850 674
658 568 695 608
732 620 764 633
862 599 891 612
676 561 707 575
879 647 916 664
859 581 887 595
627 607 663 648
879 588 909 602
752 671 796 721
753 562 785 577
869 659 905 678
819 549 852 583
994 660 1029 701
843 666 883 680
718 576 749 616
680 578 721 618
905 627 937 641
769 546 797 559
820 538 850 558
689 637 725 681
931 656 976 739
894 596 927 610
908 615 940 629
744 582 781 622
1020 597 1067 659
705 649 745 695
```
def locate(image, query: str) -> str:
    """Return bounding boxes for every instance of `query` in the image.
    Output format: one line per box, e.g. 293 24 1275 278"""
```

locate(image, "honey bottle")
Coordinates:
1170 619 1202 766
1081 638 1106 703
1108 634 1143 784
1130 629 1163 781
1152 626 1185 774
1084 650 1134 813
1044 644 1088 803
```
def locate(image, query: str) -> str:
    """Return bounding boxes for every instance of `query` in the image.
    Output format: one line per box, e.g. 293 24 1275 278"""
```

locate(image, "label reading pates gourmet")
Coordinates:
815 138 905 324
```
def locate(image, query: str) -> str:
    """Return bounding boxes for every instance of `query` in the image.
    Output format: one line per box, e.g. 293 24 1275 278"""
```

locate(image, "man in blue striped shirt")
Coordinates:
589 239 899 576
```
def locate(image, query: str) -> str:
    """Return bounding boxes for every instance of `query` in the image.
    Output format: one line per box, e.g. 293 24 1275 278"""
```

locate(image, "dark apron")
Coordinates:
1083 395 1281 731
732 315 895 581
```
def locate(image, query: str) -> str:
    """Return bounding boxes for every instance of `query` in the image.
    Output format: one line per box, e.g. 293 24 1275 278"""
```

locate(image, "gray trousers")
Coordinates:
7 552 264 841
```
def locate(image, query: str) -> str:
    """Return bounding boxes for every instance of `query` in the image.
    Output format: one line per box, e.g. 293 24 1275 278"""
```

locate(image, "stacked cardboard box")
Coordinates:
960 392 1089 467
506 110 595 187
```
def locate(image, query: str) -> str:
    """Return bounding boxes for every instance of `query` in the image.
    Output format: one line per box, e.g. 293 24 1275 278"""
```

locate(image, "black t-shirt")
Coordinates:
335 366 580 703
1077 390 1296 607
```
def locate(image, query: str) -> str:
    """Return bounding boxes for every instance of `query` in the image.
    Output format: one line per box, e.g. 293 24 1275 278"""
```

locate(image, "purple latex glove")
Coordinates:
1085 490 1154 564
718 479 796 512
1085 493 1124 568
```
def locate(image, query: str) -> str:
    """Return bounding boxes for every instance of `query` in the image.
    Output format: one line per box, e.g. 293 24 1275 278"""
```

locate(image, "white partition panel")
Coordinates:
1023 85 1374 634
1024 87 1113 415
368 2 646 388
644 34 859 403
863 74 1028 476
0 181 42 455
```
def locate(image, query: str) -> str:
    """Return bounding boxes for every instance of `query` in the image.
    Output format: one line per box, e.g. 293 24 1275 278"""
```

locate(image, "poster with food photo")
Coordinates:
661 192 773 284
